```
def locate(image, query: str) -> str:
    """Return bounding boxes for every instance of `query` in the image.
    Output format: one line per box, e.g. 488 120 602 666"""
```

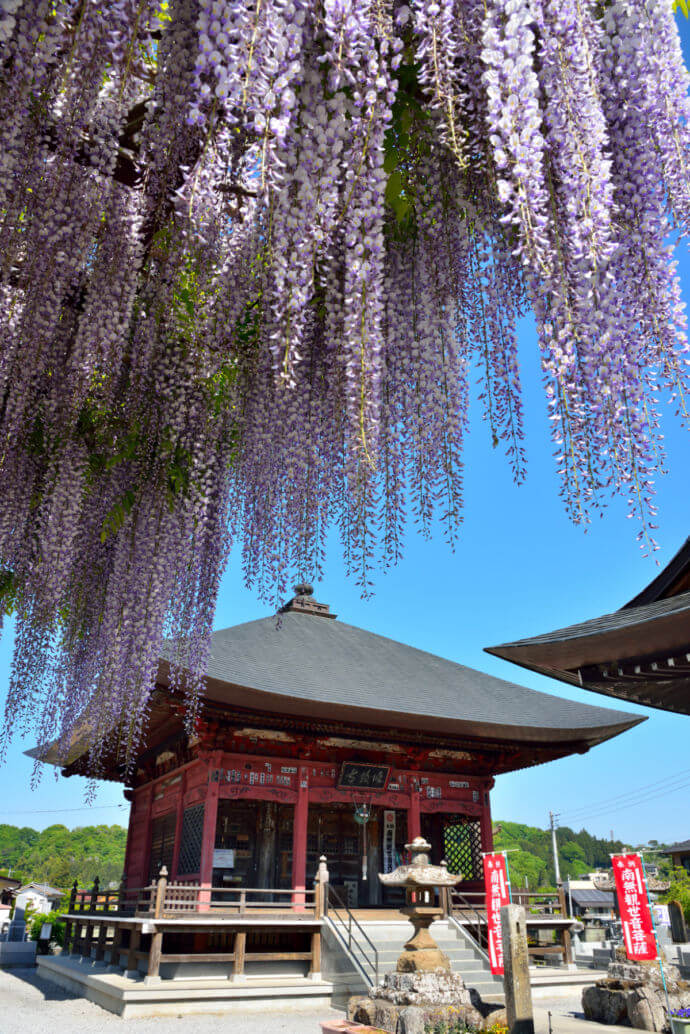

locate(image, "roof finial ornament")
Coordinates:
281 583 336 619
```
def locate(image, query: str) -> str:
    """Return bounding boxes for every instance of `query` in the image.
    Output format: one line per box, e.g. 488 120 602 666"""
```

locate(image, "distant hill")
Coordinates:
0 819 673 894
493 820 671 890
0 823 127 890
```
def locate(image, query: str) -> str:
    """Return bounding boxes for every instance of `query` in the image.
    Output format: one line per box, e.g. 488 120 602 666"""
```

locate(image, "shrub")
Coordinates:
28 911 65 951
661 869 690 924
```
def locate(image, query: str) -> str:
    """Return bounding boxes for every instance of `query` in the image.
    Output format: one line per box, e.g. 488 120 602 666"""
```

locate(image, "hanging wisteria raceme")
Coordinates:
1 0 689 778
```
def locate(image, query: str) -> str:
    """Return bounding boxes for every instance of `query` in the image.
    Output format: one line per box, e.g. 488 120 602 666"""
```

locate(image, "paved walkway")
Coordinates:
533 992 632 1034
0 966 633 1034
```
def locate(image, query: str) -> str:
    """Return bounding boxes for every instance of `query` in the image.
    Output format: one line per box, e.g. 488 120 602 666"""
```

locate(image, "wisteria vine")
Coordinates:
1 0 689 777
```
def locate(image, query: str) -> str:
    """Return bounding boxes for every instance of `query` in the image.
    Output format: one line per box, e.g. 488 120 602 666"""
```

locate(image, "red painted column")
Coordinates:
199 751 222 910
127 784 153 888
291 765 310 908
121 791 134 887
407 777 421 842
171 771 186 881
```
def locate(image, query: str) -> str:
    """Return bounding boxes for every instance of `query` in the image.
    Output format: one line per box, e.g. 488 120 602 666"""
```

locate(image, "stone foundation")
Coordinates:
582 954 690 1031
348 969 505 1034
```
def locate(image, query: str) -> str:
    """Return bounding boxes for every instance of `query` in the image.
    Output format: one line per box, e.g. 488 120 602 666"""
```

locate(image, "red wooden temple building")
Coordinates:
46 585 642 909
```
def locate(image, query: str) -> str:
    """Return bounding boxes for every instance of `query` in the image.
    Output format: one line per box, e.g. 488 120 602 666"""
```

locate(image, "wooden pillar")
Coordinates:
309 929 322 979
256 800 278 890
125 926 141 978
291 766 309 908
367 817 381 906
146 930 163 982
94 920 108 963
129 784 154 888
109 925 124 971
121 791 134 888
408 778 421 842
70 919 82 956
199 751 222 911
480 780 495 852
233 930 246 982
171 773 186 880
82 876 99 959
62 880 78 955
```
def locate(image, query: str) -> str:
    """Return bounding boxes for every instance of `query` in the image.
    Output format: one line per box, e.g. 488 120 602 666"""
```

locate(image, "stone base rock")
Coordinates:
581 953 690 1031
348 969 501 1034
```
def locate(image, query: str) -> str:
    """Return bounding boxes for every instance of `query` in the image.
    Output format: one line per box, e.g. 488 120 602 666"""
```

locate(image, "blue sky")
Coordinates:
2 19 690 849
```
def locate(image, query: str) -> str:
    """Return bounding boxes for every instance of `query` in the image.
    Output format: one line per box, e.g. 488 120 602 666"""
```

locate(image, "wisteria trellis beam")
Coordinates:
0 0 689 777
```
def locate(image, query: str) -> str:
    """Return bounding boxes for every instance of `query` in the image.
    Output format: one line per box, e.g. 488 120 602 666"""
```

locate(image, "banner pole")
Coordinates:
640 852 673 1023
503 850 513 904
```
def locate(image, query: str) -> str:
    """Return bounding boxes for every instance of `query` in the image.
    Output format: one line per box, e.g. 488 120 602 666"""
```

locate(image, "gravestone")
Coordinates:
669 901 688 945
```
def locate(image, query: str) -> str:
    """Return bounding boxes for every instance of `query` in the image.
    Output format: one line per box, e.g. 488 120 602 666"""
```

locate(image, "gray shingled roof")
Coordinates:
489 590 690 651
665 840 690 854
625 537 690 607
570 888 614 907
180 610 642 744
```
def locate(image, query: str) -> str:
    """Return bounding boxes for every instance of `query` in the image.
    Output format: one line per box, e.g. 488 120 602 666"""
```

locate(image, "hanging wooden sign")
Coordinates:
383 810 397 873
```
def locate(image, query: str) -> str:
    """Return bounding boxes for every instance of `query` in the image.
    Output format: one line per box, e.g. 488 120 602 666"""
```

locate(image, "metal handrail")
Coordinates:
326 884 379 987
449 887 489 962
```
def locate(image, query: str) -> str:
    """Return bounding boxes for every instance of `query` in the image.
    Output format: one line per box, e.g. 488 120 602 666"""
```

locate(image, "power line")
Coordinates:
0 803 127 816
563 782 690 826
571 776 690 824
561 765 690 818
559 765 690 823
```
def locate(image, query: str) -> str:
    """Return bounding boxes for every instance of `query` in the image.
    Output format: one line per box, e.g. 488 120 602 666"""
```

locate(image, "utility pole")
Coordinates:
549 811 562 886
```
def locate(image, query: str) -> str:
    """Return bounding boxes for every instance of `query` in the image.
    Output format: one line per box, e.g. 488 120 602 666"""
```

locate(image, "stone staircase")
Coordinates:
325 917 504 1001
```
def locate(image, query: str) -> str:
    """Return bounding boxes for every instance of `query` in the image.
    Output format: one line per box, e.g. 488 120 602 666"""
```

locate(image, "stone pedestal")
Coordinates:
348 970 501 1034
397 906 450 973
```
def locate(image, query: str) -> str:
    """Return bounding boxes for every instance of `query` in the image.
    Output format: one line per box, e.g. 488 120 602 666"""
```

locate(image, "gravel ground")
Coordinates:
0 967 601 1034
0 967 343 1034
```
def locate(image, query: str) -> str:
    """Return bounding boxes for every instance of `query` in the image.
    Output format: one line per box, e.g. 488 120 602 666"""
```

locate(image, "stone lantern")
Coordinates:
378 836 461 972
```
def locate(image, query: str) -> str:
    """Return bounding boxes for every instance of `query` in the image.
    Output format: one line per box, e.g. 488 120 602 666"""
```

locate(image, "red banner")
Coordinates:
612 854 657 961
483 853 510 975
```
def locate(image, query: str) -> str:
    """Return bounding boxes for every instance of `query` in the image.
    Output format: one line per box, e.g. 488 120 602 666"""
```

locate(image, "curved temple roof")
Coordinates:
487 538 690 714
32 587 643 774
158 598 643 749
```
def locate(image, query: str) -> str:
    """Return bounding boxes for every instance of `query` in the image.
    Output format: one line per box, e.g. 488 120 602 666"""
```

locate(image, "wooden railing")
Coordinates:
65 872 318 918
61 866 327 983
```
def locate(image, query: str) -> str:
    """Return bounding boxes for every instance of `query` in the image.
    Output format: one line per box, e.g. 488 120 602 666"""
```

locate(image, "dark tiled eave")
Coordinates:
487 592 690 715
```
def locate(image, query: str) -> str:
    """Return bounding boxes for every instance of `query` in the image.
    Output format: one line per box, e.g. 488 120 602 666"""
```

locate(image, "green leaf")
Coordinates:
383 150 399 174
100 490 136 543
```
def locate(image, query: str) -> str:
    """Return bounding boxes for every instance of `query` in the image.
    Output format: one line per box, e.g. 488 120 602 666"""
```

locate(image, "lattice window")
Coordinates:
443 818 483 881
177 803 205 875
149 811 176 882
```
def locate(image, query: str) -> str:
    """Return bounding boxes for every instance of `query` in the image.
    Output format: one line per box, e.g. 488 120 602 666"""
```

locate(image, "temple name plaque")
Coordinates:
338 762 390 790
